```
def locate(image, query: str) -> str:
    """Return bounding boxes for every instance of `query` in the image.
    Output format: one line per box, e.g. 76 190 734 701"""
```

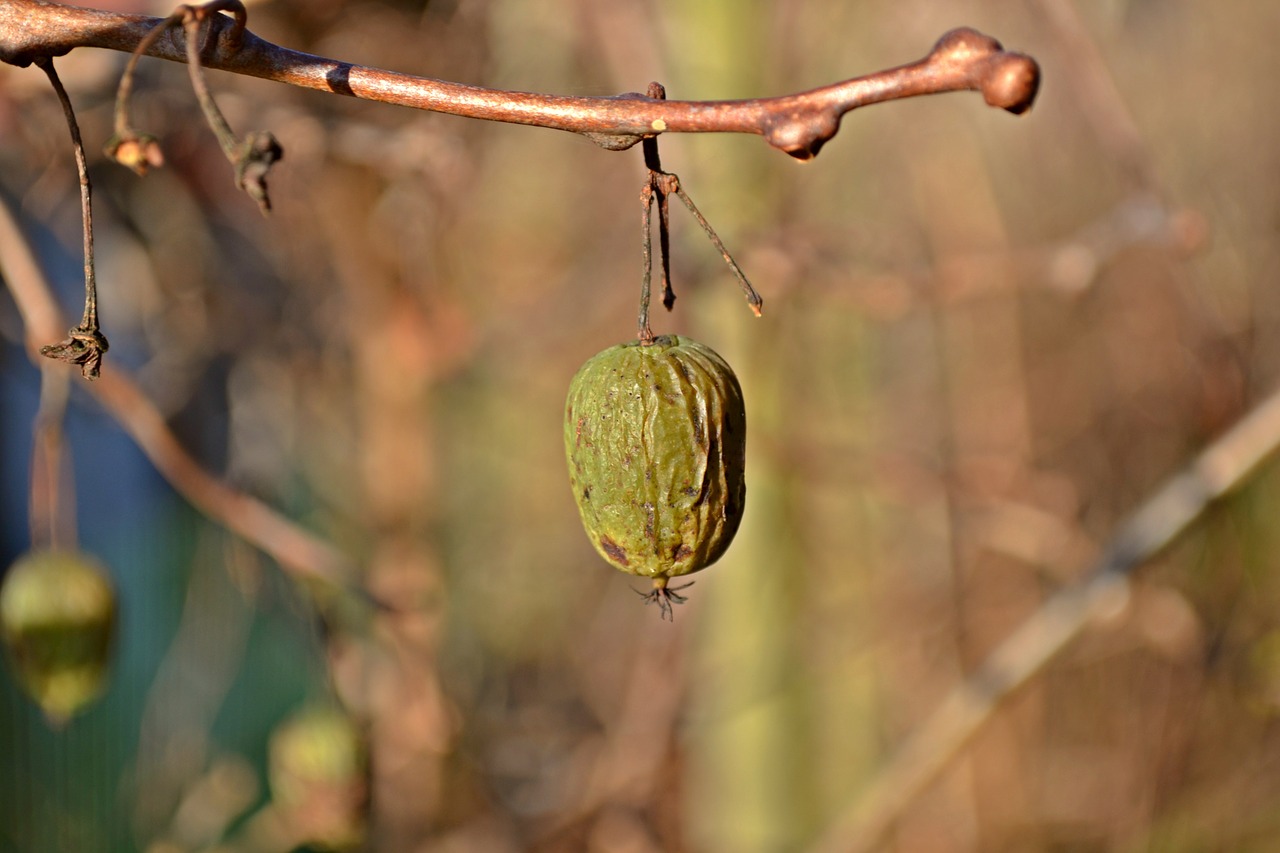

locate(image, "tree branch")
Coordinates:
809 385 1280 853
0 0 1039 160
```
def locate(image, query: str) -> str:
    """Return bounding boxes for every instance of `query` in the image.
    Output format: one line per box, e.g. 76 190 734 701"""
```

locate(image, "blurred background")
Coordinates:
2 0 1279 850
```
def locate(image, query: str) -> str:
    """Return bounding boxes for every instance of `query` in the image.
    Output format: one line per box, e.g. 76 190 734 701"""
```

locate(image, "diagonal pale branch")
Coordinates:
0 0 1039 160
0 192 359 596
809 387 1280 853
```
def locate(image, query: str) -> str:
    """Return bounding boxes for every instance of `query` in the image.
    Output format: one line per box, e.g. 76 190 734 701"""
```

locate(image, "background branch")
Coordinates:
0 193 360 596
0 0 1039 159
810 386 1280 853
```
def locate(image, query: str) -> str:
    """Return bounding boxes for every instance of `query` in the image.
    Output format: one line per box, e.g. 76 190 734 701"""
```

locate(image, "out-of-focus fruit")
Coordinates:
269 704 366 851
0 550 116 726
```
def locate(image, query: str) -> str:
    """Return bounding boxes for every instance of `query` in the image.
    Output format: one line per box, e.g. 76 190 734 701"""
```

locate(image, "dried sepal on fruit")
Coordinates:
0 550 116 726
564 335 746 617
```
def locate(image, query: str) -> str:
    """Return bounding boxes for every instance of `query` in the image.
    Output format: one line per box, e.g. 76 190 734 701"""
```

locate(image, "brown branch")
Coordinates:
0 0 1039 160
808 385 1280 853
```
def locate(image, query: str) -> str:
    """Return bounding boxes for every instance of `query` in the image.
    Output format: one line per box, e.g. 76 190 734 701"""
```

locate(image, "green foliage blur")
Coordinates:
2 0 1280 851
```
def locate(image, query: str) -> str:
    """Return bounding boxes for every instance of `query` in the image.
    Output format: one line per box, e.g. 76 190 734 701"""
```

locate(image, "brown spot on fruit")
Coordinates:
599 536 629 567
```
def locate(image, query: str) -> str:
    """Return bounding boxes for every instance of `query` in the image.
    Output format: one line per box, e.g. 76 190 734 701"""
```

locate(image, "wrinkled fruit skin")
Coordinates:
565 335 746 584
0 550 116 726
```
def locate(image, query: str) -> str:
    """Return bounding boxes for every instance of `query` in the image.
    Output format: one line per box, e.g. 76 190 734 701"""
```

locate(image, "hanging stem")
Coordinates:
180 5 281 215
104 1 279 212
103 6 183 174
35 56 109 380
642 83 676 312
658 185 674 311
635 81 763 336
638 178 656 344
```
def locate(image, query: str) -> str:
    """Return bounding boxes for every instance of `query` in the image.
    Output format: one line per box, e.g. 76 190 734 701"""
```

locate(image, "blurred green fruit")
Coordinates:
269 704 366 850
0 550 116 726
564 335 746 614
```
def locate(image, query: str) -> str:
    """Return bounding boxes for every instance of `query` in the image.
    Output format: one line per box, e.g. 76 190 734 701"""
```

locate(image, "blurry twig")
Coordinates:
0 192 363 598
1031 0 1156 191
549 601 693 837
810 386 1280 853
0 3 1039 160
132 535 257 843
28 364 73 551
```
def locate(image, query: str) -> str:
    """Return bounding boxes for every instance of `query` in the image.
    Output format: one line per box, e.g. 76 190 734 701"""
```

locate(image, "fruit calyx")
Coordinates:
636 576 694 621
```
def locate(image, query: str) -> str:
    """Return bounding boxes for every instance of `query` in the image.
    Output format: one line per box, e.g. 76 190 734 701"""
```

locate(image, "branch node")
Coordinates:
928 27 1041 115
583 131 645 152
763 111 841 162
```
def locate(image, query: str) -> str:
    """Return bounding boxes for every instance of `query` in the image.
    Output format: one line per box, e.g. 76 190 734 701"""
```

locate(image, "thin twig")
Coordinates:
1031 0 1157 191
638 181 655 344
38 57 94 330
809 386 1280 853
641 83 675 312
104 6 180 174
658 182 674 311
179 4 281 214
35 55 110 379
93 370 356 589
636 84 664 344
0 3 1039 160
635 82 762 323
545 606 694 835
670 182 764 317
104 2 280 209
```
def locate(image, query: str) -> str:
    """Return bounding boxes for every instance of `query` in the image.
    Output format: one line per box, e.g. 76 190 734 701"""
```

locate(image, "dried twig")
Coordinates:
34 56 109 379
177 3 279 213
0 3 1039 160
809 386 1280 853
103 4 179 175
105 1 281 212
